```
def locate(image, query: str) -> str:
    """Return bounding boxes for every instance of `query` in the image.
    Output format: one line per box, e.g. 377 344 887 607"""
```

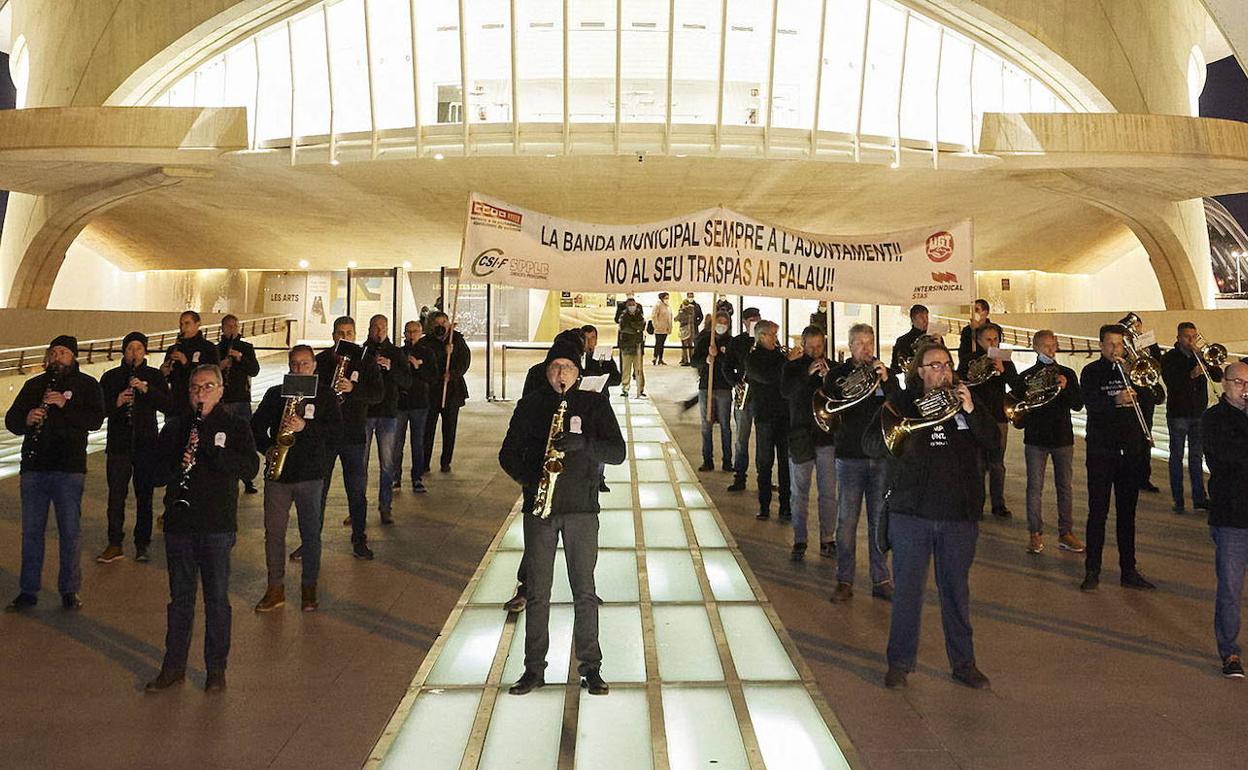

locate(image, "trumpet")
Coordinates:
1003 365 1062 428
812 359 884 433
1194 333 1228 381
264 396 302 481
880 385 963 456
172 402 204 510
964 355 1001 387
532 391 568 519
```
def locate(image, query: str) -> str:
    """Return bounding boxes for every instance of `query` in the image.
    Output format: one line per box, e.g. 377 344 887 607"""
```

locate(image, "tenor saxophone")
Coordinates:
265 396 301 481
531 397 568 519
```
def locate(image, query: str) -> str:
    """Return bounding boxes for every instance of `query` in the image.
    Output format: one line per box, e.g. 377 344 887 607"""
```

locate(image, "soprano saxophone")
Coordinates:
531 395 568 520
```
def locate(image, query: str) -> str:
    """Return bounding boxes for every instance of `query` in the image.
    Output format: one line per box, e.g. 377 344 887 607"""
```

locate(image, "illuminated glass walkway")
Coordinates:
365 394 856 770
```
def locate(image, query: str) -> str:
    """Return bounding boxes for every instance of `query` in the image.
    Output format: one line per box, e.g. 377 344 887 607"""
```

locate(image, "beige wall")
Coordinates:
974 248 1168 315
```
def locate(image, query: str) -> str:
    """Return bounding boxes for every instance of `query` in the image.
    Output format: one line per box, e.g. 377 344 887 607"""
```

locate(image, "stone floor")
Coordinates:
0 355 1239 769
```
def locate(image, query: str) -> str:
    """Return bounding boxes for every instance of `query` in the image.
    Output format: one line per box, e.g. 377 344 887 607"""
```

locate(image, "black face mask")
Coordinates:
433 326 447 339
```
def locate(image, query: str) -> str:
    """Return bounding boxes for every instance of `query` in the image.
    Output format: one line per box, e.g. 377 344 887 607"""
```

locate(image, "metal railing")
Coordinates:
0 314 294 376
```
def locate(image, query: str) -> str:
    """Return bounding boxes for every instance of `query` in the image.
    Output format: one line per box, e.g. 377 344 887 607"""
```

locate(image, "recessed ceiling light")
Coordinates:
298 259 309 269
434 153 445 161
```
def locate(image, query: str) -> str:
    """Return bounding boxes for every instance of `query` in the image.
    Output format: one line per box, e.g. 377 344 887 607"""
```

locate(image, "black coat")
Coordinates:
1012 362 1082 448
499 385 626 515
745 346 788 424
422 330 471 409
396 339 440 411
163 333 220 416
156 406 258 533
956 348 1024 423
252 384 342 483
315 346 383 445
691 330 737 391
890 326 927 375
781 355 836 463
364 338 414 418
100 361 171 456
1080 357 1149 452
583 350 621 387
1203 397 1248 528
5 365 105 474
1161 346 1221 419
218 336 260 405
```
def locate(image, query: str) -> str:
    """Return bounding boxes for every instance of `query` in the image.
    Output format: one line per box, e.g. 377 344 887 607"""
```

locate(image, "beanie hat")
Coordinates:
121 331 149 351
48 335 79 356
544 342 584 374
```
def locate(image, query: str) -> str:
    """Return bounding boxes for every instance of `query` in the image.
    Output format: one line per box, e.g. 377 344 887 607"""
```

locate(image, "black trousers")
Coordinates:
1085 446 1144 575
755 419 791 515
652 333 668 362
106 452 155 548
1140 403 1156 484
423 404 461 471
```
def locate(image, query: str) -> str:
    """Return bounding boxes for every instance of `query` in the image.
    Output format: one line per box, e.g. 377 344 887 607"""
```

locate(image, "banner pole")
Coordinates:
706 290 718 425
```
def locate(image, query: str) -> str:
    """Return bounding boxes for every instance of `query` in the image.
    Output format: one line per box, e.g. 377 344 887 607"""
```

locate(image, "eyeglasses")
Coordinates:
919 361 953 371
1226 377 1248 388
188 382 220 394
549 363 579 372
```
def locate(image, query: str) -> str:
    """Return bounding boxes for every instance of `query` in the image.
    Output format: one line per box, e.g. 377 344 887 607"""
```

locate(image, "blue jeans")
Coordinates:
887 514 978 671
698 390 733 468
788 445 836 546
1167 416 1206 508
732 401 754 482
20 471 85 595
394 408 429 484
321 442 369 543
835 458 890 585
364 416 399 513
162 532 235 673
1212 526 1248 660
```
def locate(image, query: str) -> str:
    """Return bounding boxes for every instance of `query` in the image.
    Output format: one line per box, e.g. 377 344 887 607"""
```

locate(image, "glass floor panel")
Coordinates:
653 605 724 681
424 608 507 685
672 463 693 482
701 550 756 602
598 484 636 509
646 550 703 602
743 684 852 770
637 483 679 508
641 509 688 548
502 605 574 683
679 485 708 508
688 510 729 548
630 442 664 459
470 551 525 604
574 687 653 770
604 462 632 482
633 459 673 482
499 516 525 550
478 686 566 770
719 605 800 681
599 605 647 682
628 415 661 427
662 686 750 770
598 510 638 548
631 427 669 443
379 688 481 770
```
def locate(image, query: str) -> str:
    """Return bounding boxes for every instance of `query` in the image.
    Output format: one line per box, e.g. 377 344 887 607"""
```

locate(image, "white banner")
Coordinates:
461 192 974 304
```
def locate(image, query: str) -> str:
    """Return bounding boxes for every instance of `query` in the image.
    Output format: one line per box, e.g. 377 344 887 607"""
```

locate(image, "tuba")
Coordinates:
880 386 963 456
812 360 884 433
1003 365 1062 428
264 396 302 481
964 355 1001 387
532 395 568 519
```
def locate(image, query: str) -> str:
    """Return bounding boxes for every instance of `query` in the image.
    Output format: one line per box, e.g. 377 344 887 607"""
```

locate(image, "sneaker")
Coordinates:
5 593 36 612
1027 533 1044 554
755 510 770 520
790 542 807 562
599 480 611 493
503 588 528 613
829 582 853 603
254 585 285 613
727 479 746 492
413 480 427 493
144 668 185 692
1120 571 1156 590
1080 572 1100 592
697 463 714 472
204 669 227 692
820 541 836 559
62 593 83 610
508 669 545 695
1058 533 1085 553
871 581 894 601
96 545 125 564
952 663 990 689
581 668 610 695
1223 655 1245 679
301 585 318 612
352 541 375 560
380 509 394 526
884 667 908 688
135 546 150 563
290 545 303 561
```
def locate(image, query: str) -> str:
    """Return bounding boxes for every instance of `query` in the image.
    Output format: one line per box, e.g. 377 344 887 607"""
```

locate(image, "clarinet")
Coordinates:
172 403 204 511
22 373 60 463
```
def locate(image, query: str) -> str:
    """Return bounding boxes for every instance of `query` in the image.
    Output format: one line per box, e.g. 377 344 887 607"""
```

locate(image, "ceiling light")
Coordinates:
298 259 309 269
434 153 445 161
347 260 358 268
330 158 340 166
402 260 412 269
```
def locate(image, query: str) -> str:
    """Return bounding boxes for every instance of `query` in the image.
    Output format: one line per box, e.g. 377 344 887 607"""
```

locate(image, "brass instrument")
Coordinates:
22 373 60 462
1115 312 1164 398
1003 365 1062 428
1194 333 1228 382
532 394 568 519
1113 358 1154 446
264 397 302 481
964 355 1001 387
896 334 942 372
332 356 350 403
880 386 963 456
812 360 884 433
172 403 205 510
733 338 756 411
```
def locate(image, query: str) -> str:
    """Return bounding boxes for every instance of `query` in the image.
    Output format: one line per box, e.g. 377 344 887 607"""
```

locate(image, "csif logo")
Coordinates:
925 231 954 263
471 248 509 277
930 272 958 283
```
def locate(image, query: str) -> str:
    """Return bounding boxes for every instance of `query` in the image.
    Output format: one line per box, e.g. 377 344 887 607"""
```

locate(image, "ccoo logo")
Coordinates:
925 231 954 263
471 248 508 277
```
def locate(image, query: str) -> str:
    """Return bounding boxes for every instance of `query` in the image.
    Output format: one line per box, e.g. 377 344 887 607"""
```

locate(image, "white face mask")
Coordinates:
1037 353 1055 364
714 324 728 335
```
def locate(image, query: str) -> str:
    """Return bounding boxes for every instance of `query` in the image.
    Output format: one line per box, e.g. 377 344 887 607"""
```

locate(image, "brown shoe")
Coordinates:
1027 533 1045 554
1058 533 1086 553
254 585 285 613
828 582 853 603
96 545 125 564
301 584 318 612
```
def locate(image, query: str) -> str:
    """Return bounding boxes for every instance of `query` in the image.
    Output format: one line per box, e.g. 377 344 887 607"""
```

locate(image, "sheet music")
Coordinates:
578 374 609 393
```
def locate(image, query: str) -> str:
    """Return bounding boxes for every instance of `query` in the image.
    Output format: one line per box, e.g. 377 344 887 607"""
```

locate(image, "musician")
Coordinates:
1015 330 1084 555
617 296 647 398
363 314 412 524
146 364 258 692
1201 360 1248 679
4 336 105 613
863 340 998 689
499 349 626 697
1161 322 1222 513
421 311 471 474
780 326 837 562
217 314 260 493
890 304 930 376
956 323 1024 518
746 321 792 520
728 307 762 492
395 321 439 493
1078 325 1156 592
98 331 171 565
829 323 897 603
252 345 342 613
161 310 219 419
692 311 738 473
314 316 383 561
957 299 992 363
1124 313 1164 493
580 324 621 391
524 329 586 397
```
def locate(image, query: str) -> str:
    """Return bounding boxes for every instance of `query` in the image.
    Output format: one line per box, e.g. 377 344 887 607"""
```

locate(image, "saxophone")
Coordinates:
531 396 568 520
264 397 301 481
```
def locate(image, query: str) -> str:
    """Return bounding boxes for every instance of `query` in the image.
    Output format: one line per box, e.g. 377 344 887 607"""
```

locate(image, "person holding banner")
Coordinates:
692 311 737 473
728 308 762 492
781 326 837 562
617 297 647 399
956 323 1024 518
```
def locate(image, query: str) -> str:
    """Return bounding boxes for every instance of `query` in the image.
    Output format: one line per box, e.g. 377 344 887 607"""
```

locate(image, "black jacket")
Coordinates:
364 337 414 418
957 320 991 365
155 406 259 533
5 365 105 474
218 336 260 405
499 385 626 515
252 384 342 483
100 361 171 456
830 360 900 459
1203 396 1248 528
315 346 383 445
1080 358 1149 452
422 330 471 409
781 355 837 463
163 333 220 416
1161 346 1221 419
863 388 999 520
583 350 621 387
956 348 1024 423
730 332 754 376
691 330 737 391
397 339 440 411
745 346 788 424
890 326 927 374
1013 362 1083 448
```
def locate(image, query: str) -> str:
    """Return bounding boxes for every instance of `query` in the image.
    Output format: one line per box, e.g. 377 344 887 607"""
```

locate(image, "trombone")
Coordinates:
1113 357 1154 446
1194 333 1228 383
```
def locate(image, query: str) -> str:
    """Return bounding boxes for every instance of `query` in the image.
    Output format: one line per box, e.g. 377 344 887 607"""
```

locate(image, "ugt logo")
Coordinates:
471 248 508 277
925 232 954 263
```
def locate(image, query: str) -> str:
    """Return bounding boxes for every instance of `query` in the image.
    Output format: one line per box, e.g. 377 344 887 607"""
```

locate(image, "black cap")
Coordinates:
122 331 148 351
742 307 761 320
48 335 78 356
544 342 584 374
